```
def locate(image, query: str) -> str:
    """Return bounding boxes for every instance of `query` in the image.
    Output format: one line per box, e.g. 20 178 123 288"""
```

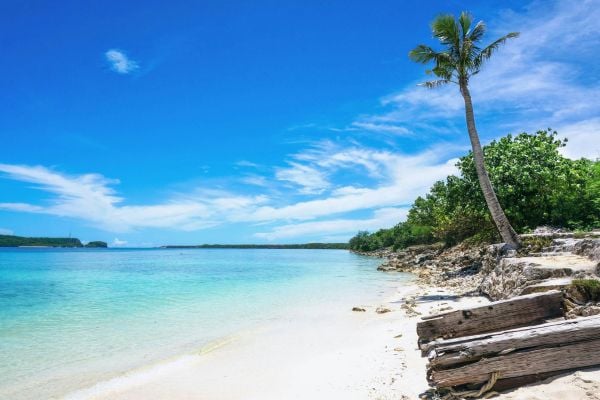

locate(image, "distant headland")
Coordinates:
161 243 349 249
0 235 107 248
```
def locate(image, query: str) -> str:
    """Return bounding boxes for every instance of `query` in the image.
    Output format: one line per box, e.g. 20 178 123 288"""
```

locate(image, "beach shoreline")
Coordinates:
68 270 600 400
61 271 419 399
62 268 490 400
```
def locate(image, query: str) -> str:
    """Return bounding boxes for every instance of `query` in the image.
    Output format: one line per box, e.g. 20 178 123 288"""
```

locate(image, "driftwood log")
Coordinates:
417 290 564 344
426 315 600 390
426 315 600 369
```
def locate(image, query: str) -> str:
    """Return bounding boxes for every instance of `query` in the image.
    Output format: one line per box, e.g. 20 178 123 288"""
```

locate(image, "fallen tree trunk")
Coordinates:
417 290 564 343
427 315 600 369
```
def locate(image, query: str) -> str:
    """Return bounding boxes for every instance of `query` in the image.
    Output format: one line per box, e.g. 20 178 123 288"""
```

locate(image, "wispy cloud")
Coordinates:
105 49 139 74
248 145 459 223
0 139 458 237
0 164 267 232
254 207 408 240
557 118 600 160
241 175 269 187
275 162 330 195
113 238 128 246
235 160 260 168
0 228 13 235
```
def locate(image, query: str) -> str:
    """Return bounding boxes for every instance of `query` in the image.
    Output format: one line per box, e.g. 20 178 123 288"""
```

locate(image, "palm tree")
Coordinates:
409 12 522 248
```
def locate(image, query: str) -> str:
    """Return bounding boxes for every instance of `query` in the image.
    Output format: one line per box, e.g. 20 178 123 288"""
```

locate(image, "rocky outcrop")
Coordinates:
375 243 501 293
480 257 573 300
372 233 600 301
572 239 600 263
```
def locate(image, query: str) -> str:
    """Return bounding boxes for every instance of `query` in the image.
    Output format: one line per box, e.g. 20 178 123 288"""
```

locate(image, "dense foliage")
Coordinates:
350 130 600 252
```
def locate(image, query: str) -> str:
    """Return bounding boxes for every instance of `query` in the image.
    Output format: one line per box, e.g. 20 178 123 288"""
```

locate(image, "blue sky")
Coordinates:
1 0 599 246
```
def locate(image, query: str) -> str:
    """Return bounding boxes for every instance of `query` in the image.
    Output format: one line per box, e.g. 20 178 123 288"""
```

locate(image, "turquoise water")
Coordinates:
0 248 398 399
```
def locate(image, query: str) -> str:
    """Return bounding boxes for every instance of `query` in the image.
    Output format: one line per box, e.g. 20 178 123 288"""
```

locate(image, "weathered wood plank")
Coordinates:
417 291 564 342
428 315 600 369
491 368 593 392
429 338 600 387
421 316 575 355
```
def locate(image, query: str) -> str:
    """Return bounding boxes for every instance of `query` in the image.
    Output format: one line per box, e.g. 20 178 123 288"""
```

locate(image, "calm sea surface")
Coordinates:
0 248 402 399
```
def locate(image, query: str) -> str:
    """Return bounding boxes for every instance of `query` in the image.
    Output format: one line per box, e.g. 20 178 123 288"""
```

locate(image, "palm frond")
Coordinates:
408 44 440 64
431 62 454 80
473 32 520 71
419 79 451 89
432 14 460 49
468 21 486 43
458 12 472 39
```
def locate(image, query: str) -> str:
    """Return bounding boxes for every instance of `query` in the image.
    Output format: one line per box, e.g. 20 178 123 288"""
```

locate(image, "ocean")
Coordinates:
0 248 401 399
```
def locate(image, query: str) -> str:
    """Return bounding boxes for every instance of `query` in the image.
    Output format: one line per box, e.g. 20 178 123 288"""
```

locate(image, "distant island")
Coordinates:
0 235 108 248
161 243 349 249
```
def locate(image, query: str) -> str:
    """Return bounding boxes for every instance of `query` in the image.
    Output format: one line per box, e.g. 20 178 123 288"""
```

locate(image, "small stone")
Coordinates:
581 306 600 317
394 333 403 338
376 307 392 314
352 307 366 312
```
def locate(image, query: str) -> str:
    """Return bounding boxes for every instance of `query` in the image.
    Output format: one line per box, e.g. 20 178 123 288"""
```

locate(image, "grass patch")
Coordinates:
519 236 554 255
572 279 600 302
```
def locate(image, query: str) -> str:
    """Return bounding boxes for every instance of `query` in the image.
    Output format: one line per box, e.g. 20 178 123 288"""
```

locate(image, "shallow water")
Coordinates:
0 248 403 399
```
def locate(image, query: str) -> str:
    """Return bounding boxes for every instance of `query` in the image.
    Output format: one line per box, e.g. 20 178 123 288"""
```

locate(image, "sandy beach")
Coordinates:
61 271 600 400
63 278 482 400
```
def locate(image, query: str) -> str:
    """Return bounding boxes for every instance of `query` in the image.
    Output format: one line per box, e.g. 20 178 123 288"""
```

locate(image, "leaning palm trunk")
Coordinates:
410 11 522 248
460 82 521 248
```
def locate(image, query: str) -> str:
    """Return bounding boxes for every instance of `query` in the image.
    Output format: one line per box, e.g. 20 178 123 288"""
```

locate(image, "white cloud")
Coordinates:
255 207 409 240
241 175 269 187
113 238 128 246
0 163 267 233
0 228 13 235
557 118 600 160
275 162 330 194
235 160 259 168
105 49 139 74
0 140 457 238
245 144 459 223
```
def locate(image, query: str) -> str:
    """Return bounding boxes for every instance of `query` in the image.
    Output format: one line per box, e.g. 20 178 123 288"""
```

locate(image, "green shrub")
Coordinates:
572 279 600 302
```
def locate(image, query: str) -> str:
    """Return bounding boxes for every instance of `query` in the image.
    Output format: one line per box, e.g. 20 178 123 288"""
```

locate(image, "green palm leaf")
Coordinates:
409 12 519 87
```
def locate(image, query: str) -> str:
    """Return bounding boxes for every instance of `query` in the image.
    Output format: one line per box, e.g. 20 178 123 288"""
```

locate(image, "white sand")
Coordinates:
65 279 600 400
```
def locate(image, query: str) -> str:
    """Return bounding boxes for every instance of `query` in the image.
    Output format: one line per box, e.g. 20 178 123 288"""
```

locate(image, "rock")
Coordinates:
572 239 600 263
533 226 567 235
376 307 391 314
567 284 590 304
581 306 600 317
352 307 366 312
479 255 596 300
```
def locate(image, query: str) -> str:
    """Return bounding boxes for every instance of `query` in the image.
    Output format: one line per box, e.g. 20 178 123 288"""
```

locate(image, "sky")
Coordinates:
0 0 599 246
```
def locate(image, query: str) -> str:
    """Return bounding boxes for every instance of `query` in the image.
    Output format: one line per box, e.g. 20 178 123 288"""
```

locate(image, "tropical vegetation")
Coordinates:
409 12 521 247
349 130 600 252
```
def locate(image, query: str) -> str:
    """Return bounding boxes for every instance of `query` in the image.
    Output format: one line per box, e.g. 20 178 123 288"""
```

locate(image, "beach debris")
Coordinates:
376 307 391 314
352 307 366 312
417 288 600 397
416 290 564 344
394 333 403 338
425 315 600 392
